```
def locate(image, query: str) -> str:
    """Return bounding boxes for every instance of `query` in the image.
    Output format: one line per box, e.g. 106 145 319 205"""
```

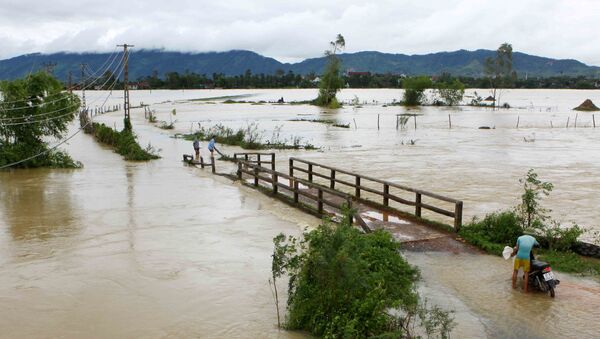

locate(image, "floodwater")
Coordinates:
1 88 600 337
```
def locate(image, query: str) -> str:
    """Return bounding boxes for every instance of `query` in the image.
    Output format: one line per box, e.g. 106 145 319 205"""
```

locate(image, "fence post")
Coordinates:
330 170 336 189
211 156 216 174
347 197 353 224
257 154 262 167
308 164 313 182
355 176 361 198
253 167 259 186
454 201 463 232
383 184 389 206
272 172 278 194
237 161 242 179
200 156 205 169
318 189 323 214
271 153 276 171
415 193 422 217
234 153 238 162
293 180 299 203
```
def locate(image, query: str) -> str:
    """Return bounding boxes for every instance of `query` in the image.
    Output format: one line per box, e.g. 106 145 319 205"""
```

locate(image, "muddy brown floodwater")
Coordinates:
1 88 600 338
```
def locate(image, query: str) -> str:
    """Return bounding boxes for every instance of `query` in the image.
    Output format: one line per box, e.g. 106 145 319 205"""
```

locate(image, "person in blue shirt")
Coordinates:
511 234 539 293
208 136 216 157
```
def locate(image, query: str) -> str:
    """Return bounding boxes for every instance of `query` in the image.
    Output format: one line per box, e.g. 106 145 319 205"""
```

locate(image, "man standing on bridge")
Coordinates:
511 234 539 293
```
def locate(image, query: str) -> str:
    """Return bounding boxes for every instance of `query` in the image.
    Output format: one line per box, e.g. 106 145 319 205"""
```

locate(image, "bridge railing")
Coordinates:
289 157 463 231
236 160 357 223
233 152 276 171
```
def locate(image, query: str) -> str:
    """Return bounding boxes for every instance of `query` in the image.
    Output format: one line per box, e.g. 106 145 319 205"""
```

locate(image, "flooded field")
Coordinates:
1 88 600 337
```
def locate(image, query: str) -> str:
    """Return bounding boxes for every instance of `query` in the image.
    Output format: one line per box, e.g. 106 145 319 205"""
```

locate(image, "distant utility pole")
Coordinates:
68 70 73 93
80 64 87 112
117 43 134 129
42 62 57 75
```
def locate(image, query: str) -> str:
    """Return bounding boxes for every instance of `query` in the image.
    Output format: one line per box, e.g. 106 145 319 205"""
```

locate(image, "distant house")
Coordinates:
130 81 150 90
311 77 321 84
347 71 371 76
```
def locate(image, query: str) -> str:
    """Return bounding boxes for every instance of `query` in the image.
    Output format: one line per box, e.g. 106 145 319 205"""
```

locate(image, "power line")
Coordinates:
1 65 125 126
0 88 117 169
0 49 123 107
0 53 125 120
0 120 90 169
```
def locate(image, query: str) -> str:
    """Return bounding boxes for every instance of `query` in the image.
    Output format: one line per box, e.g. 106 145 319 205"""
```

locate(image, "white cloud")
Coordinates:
0 0 599 65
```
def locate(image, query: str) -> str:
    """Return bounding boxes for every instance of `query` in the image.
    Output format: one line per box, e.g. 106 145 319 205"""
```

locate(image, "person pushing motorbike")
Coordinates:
511 234 540 293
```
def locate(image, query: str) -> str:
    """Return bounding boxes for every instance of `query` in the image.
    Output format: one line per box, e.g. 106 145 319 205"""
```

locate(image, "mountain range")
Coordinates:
1 49 599 81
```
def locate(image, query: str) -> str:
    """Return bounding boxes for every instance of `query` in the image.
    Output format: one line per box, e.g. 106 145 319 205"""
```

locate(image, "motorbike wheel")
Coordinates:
548 285 555 298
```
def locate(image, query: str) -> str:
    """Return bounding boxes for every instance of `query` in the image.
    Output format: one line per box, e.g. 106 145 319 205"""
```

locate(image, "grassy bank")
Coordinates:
179 123 317 150
92 123 160 161
459 211 600 276
459 169 600 277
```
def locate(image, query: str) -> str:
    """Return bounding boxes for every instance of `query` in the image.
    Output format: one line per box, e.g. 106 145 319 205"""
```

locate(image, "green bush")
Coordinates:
401 76 432 106
92 123 160 161
460 211 521 247
272 212 454 338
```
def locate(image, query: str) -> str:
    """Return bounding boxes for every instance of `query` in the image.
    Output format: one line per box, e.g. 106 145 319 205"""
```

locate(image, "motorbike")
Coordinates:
528 251 560 298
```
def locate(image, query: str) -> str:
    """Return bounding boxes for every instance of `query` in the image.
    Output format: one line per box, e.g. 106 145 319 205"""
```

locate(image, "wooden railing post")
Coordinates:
211 156 216 173
200 156 205 169
237 161 242 179
318 189 323 214
271 153 276 171
308 164 313 182
293 180 299 203
257 154 262 167
355 176 361 198
330 169 336 189
272 172 278 194
415 193 422 217
383 184 389 206
289 158 294 187
454 201 463 232
253 167 259 186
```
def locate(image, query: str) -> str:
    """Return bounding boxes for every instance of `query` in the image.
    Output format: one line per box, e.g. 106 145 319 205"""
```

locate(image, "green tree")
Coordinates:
315 34 345 108
485 43 517 109
435 79 465 106
272 211 455 338
0 72 81 168
402 76 432 105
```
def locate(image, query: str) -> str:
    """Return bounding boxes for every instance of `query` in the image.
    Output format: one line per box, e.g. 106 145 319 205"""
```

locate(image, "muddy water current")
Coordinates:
1 88 600 337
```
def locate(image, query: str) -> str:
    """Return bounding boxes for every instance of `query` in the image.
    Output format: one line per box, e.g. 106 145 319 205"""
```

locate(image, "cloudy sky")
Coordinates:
1 0 599 65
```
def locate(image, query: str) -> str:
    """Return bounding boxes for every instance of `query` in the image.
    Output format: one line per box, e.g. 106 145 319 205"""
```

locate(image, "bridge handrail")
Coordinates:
236 160 353 215
289 157 463 230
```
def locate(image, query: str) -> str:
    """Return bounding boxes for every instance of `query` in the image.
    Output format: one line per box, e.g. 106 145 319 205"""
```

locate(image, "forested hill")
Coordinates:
1 49 598 80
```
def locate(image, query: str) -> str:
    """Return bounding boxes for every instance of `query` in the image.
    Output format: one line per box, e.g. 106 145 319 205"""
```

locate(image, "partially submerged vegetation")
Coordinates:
271 210 455 338
459 169 600 276
0 72 82 169
179 123 317 150
289 118 350 128
92 122 161 161
315 34 345 109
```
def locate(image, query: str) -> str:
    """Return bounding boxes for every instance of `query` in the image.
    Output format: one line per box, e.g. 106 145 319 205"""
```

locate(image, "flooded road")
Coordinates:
0 115 317 338
1 88 600 337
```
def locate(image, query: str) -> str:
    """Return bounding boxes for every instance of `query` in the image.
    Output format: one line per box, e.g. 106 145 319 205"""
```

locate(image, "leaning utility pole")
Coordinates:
67 70 73 93
80 64 87 111
117 43 134 130
79 63 92 133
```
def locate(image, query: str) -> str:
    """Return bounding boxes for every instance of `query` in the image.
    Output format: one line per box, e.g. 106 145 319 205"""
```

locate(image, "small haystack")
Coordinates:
573 99 600 111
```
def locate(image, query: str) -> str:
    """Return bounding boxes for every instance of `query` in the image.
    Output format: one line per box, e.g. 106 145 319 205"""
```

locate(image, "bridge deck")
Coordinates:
242 176 451 245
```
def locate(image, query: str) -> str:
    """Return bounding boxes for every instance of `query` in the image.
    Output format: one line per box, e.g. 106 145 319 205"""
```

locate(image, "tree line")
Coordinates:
120 71 599 90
